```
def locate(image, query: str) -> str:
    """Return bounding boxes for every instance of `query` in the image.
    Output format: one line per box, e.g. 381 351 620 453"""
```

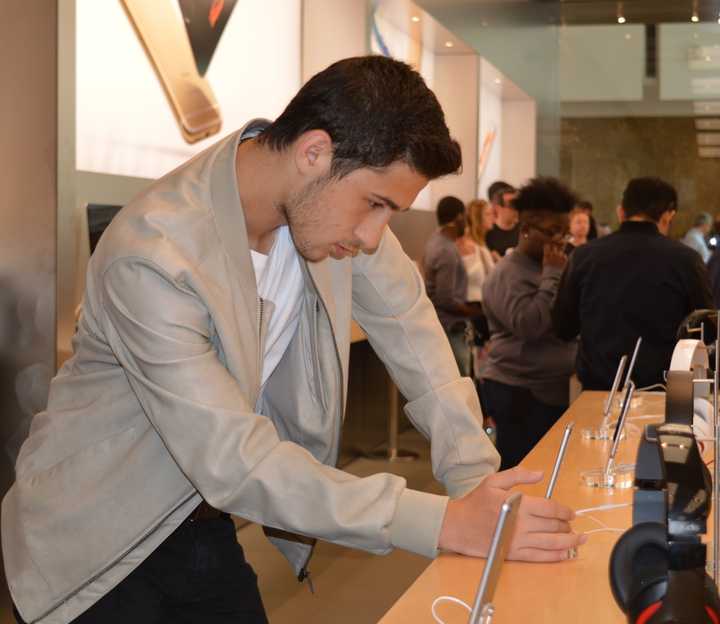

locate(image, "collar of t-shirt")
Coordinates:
250 225 304 386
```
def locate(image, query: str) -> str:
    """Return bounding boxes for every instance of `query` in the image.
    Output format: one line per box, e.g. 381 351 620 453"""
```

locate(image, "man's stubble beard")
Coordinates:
279 175 331 262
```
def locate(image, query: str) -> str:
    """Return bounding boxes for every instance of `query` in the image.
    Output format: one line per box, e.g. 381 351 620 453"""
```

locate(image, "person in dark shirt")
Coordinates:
552 177 714 390
423 196 484 376
485 183 518 258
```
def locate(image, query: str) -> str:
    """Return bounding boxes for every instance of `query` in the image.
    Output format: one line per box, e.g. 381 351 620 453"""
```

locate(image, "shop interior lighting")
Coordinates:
616 1 626 24
411 15 420 23
444 40 454 48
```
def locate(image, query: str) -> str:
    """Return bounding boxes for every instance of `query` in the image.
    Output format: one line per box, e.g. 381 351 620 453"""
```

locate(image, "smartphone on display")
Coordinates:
121 0 223 144
469 492 522 623
178 0 238 76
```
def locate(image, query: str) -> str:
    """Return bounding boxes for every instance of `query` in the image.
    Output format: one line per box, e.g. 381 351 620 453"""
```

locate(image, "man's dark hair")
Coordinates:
488 180 511 202
513 177 577 215
622 177 678 222
257 56 461 180
436 196 465 226
489 182 515 206
576 200 594 213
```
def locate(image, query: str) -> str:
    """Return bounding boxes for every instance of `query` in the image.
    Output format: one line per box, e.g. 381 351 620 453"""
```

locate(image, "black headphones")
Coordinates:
608 371 720 624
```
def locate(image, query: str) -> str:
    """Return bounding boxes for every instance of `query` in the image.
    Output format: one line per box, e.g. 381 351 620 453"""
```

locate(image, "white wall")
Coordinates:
477 59 503 200
430 54 479 207
501 100 537 189
559 25 645 102
302 0 367 83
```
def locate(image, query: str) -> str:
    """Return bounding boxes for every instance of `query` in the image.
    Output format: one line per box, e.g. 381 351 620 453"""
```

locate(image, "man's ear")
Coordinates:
616 204 626 223
293 130 333 179
658 209 676 236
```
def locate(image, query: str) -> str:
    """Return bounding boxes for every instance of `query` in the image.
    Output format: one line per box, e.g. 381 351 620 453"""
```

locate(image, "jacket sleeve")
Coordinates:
351 230 500 556
552 256 582 341
98 256 445 558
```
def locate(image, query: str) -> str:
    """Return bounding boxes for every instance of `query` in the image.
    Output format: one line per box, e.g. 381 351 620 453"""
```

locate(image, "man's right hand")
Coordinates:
437 466 586 562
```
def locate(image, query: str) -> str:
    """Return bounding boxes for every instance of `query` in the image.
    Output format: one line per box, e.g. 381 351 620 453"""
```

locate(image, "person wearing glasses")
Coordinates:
480 178 578 470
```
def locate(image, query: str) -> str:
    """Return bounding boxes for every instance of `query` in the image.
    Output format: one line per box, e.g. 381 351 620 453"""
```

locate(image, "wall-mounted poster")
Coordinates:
76 0 301 179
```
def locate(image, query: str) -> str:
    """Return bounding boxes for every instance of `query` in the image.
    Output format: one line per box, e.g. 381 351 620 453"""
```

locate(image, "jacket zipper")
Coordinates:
257 296 265 380
296 269 345 589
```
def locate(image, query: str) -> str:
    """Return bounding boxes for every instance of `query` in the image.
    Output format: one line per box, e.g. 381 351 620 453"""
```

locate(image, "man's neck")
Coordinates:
234 138 293 254
495 213 515 231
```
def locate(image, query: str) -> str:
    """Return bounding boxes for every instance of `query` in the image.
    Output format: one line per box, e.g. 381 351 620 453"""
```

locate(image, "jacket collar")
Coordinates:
619 220 660 235
208 121 340 343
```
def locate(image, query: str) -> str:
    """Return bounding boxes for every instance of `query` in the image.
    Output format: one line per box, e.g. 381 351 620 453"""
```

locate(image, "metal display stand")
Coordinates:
365 379 419 462
581 382 636 489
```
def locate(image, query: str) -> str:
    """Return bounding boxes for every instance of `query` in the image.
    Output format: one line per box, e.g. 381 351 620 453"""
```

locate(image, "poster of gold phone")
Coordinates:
76 0 301 179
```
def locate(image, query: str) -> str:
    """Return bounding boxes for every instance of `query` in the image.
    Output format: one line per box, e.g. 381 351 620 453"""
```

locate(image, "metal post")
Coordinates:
714 312 719 588
366 378 419 462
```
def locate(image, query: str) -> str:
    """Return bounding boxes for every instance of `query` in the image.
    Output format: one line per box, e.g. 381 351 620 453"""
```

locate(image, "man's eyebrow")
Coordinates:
373 194 406 212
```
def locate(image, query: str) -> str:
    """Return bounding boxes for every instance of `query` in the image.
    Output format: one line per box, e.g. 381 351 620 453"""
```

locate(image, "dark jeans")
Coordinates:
482 379 566 470
15 514 267 624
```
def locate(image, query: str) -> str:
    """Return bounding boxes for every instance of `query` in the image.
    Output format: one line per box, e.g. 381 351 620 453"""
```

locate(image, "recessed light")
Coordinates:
445 41 454 48
692 14 700 23
617 16 626 24
411 15 420 23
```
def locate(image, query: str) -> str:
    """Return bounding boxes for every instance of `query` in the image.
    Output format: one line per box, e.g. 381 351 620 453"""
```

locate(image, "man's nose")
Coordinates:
356 212 391 252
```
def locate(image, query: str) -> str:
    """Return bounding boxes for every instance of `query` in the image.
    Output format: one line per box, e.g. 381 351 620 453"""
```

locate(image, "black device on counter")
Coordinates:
609 370 720 623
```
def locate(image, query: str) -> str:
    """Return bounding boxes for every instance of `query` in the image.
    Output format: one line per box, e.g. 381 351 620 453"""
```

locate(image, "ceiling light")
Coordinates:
692 14 700 23
411 15 420 23
616 1 625 24
444 41 454 48
617 15 626 24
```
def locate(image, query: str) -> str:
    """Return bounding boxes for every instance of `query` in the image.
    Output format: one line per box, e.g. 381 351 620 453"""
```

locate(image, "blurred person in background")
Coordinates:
481 178 577 469
575 200 597 240
456 199 495 378
457 199 496 303
566 207 591 253
424 196 484 377
485 182 518 259
682 212 712 263
553 177 713 391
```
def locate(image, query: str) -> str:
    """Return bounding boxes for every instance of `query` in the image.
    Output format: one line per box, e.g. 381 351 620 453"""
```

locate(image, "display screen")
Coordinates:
76 0 300 179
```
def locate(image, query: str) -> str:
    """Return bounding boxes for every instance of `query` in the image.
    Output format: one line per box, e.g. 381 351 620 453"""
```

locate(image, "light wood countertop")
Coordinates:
379 390 671 624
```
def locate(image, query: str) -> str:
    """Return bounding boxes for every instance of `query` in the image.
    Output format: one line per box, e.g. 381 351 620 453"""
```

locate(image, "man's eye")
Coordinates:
369 200 385 209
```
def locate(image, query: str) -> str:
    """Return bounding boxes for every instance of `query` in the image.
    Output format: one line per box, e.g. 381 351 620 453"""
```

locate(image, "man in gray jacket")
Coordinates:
3 57 584 624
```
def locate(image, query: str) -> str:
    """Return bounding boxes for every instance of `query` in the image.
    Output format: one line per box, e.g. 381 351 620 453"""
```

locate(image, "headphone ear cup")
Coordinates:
609 522 669 613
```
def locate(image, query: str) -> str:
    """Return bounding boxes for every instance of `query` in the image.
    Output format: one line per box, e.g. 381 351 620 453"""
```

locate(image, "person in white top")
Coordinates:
682 212 712 263
457 198 496 302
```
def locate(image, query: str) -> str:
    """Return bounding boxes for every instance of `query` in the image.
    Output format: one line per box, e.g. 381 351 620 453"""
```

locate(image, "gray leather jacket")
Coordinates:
2 123 499 624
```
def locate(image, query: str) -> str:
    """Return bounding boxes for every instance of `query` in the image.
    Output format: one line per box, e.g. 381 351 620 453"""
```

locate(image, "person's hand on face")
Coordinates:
438 466 587 562
542 240 567 270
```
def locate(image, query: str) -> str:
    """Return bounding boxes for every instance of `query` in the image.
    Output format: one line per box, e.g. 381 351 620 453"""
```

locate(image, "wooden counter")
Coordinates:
379 390 669 624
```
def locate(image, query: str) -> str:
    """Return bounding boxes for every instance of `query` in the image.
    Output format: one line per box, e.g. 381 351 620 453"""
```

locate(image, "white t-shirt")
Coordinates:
250 225 304 385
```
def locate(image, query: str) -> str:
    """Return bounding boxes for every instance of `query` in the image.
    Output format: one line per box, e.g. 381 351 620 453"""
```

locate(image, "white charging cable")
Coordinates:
431 595 471 624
